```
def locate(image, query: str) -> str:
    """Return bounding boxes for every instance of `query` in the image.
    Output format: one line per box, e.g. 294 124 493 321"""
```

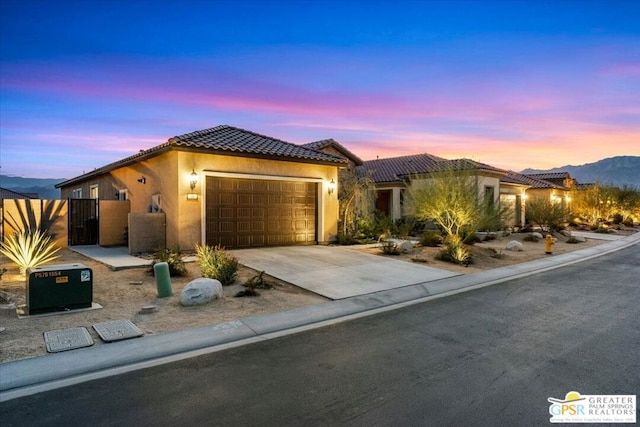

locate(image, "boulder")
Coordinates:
505 240 524 252
531 232 544 239
180 278 223 306
560 230 572 237
573 235 587 242
399 240 414 254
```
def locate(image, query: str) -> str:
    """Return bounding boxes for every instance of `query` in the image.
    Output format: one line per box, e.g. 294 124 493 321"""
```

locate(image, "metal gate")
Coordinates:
68 199 98 246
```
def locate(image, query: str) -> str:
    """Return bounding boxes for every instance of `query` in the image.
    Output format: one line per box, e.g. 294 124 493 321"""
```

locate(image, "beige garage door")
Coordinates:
205 176 317 248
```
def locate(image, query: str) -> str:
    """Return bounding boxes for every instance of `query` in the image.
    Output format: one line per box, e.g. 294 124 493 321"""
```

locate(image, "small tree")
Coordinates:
404 166 482 237
611 184 640 224
570 184 603 226
525 197 567 232
338 167 376 237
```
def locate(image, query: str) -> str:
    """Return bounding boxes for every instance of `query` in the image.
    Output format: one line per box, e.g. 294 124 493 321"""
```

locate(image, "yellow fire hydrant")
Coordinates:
544 234 556 254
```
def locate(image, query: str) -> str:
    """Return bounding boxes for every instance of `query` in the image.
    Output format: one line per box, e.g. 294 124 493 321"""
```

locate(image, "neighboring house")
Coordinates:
56 125 347 250
499 171 571 227
357 154 578 229
524 172 575 189
357 154 511 224
0 187 39 200
357 153 446 221
521 172 573 210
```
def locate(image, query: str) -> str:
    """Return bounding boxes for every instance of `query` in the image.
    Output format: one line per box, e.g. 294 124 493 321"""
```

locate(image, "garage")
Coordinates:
205 175 317 248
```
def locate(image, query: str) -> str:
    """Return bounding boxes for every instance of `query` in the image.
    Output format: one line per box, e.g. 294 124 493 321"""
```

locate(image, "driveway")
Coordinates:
232 245 460 299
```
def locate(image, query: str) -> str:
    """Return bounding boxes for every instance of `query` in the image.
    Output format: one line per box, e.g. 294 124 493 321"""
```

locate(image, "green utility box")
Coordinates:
26 263 93 315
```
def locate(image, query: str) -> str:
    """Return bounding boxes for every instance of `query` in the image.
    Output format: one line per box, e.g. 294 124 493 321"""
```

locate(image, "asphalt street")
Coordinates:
1 245 638 426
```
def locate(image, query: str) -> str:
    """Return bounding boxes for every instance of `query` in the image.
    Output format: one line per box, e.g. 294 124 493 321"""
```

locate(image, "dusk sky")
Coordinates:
1 0 639 179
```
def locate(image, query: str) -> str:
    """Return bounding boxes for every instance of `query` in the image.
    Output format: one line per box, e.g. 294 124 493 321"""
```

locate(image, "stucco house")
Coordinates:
56 125 347 251
357 154 528 226
356 153 577 229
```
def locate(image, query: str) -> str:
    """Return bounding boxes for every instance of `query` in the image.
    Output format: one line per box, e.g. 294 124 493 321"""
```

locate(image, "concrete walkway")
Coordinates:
3 231 638 401
69 245 152 270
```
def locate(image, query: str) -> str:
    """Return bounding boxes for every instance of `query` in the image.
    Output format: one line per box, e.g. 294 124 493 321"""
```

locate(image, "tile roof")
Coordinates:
57 125 347 188
302 139 363 165
525 172 570 181
359 154 510 184
358 153 447 183
0 187 38 199
170 126 347 164
501 171 564 189
432 158 506 174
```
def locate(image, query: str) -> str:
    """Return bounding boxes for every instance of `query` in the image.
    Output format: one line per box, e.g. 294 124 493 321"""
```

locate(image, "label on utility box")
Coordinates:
56 276 69 284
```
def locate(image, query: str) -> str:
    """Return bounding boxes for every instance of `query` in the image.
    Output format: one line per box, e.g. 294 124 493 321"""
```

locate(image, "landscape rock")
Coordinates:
560 230 572 237
139 305 158 314
180 278 223 306
573 235 587 242
505 240 524 252
531 232 544 239
399 240 414 254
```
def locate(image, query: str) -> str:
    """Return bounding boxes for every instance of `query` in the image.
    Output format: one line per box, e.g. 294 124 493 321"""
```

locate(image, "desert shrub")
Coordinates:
379 240 400 255
460 228 481 245
395 217 416 239
0 229 60 274
335 233 357 245
623 217 635 227
372 211 394 239
436 235 472 265
420 230 443 247
523 234 540 242
594 226 611 234
235 271 272 297
525 197 568 232
195 244 239 286
612 213 624 224
149 246 187 277
486 247 505 259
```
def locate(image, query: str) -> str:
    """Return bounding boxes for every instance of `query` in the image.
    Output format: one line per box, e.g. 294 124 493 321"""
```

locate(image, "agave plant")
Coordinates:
0 228 60 274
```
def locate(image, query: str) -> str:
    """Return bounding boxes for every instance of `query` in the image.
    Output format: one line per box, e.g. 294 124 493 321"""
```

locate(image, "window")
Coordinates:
484 186 495 209
72 188 82 198
90 184 99 199
117 189 128 201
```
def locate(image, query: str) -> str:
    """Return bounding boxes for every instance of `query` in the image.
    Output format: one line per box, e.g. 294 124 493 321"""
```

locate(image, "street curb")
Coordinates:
2 232 638 401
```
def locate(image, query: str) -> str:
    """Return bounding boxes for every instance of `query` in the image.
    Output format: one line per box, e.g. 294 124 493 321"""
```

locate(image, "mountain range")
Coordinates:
0 175 64 199
521 156 640 189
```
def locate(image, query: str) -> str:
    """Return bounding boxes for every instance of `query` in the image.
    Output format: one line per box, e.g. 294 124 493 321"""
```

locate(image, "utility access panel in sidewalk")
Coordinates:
26 264 93 315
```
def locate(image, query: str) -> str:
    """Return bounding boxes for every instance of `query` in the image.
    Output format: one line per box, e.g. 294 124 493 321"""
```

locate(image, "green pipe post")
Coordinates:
154 262 173 297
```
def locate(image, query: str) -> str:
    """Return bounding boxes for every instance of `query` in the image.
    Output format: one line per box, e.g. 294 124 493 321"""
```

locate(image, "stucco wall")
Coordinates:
98 200 130 246
2 199 68 248
128 213 166 254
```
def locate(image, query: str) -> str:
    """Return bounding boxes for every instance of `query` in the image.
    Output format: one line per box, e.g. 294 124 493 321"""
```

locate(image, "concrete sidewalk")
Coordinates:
2 231 639 401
